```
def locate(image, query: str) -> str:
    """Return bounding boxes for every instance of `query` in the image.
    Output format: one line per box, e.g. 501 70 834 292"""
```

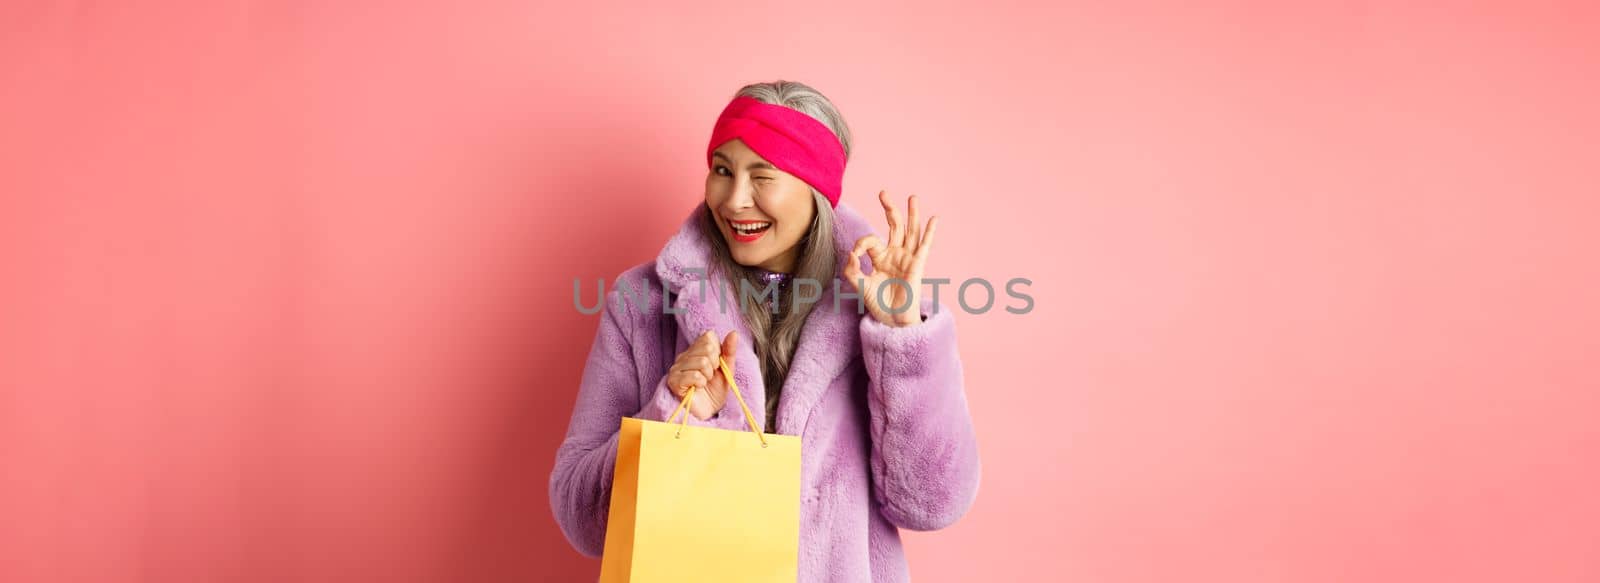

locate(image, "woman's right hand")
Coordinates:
665 329 739 421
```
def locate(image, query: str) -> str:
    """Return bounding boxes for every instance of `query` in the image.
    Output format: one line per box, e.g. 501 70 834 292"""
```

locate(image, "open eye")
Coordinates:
714 165 731 177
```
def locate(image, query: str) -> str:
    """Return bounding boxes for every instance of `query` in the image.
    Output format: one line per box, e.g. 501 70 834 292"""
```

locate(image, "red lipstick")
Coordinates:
728 219 773 244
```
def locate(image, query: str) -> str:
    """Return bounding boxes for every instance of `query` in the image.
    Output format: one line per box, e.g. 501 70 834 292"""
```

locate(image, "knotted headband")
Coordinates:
706 96 847 207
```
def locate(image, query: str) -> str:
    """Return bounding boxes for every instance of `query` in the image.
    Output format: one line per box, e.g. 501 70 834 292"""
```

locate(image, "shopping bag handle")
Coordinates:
667 355 769 448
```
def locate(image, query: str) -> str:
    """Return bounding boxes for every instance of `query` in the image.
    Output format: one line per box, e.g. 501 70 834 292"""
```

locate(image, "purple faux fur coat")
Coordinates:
549 202 981 582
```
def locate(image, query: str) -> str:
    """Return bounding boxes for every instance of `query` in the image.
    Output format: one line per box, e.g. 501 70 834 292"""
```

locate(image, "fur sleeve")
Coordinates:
547 278 645 557
859 303 982 531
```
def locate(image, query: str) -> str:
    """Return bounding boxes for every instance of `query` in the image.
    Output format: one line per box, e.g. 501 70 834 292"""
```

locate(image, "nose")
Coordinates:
722 175 758 212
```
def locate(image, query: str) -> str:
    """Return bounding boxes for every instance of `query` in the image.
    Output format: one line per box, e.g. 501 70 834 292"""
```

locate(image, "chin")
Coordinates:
729 250 768 267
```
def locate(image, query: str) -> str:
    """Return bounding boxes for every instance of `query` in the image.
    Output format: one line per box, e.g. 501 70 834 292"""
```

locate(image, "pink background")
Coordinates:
3 1 1598 581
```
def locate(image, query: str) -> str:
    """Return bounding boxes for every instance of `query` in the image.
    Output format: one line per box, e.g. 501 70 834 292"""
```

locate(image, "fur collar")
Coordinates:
653 202 878 434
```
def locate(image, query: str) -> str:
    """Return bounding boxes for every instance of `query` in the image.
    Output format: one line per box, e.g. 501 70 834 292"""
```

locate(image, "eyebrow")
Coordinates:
712 151 776 171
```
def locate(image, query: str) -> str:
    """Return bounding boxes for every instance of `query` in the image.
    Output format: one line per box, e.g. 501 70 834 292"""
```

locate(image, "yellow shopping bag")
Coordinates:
599 355 803 582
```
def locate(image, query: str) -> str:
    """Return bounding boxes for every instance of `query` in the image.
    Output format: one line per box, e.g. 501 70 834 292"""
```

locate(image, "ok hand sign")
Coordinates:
843 190 938 328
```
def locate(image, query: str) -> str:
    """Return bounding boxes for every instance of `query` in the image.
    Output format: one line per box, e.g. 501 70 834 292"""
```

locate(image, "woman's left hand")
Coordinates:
845 190 938 328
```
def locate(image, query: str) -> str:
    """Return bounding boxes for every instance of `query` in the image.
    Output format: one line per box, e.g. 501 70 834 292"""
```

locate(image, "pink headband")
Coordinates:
706 96 847 207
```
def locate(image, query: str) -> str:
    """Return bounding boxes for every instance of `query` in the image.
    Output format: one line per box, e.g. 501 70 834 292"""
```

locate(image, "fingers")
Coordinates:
675 354 714 373
852 234 883 261
668 369 708 396
879 190 904 248
669 329 725 396
694 330 718 357
842 243 865 292
704 330 734 383
905 194 921 254
669 364 706 396
690 334 717 378
842 248 862 287
917 215 938 260
671 355 714 380
849 234 884 281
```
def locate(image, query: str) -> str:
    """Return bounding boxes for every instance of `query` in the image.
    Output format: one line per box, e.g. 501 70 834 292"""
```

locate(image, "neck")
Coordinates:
754 245 800 274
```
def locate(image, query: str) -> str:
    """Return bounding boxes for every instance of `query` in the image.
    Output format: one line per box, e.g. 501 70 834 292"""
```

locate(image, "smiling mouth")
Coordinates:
729 220 772 243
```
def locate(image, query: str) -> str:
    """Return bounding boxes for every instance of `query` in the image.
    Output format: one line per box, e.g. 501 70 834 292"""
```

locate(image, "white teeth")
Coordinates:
732 222 771 233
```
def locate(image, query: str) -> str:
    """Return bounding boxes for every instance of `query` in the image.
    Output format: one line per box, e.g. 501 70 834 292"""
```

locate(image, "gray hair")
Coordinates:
699 80 851 431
